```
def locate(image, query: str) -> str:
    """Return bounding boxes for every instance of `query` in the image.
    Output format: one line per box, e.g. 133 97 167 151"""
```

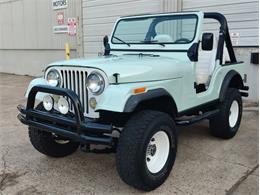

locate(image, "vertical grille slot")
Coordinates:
84 72 88 113
59 68 88 116
68 71 73 111
76 71 80 99
60 70 64 87
80 72 84 113
64 71 68 88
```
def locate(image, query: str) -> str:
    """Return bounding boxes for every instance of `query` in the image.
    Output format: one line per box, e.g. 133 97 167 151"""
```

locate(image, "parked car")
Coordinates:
18 11 249 191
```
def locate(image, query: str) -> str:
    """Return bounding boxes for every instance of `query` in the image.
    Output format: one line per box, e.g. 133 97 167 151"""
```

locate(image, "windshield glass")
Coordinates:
112 14 198 45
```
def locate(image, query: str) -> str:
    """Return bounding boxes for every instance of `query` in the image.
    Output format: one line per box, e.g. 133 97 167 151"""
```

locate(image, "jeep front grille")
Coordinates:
48 66 103 119
59 68 88 115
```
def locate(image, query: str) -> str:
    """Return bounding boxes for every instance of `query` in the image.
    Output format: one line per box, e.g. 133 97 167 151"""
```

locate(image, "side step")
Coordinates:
175 109 219 126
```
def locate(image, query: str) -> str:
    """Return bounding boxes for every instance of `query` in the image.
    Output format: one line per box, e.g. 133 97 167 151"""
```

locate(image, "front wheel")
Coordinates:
116 110 177 191
210 88 242 139
28 103 79 157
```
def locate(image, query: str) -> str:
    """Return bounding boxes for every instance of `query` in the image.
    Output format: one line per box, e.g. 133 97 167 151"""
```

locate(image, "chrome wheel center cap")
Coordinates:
150 144 157 156
147 144 157 156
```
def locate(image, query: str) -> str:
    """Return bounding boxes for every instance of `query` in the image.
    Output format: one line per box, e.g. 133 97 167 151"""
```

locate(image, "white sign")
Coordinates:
230 32 240 46
52 0 68 10
53 25 68 34
57 12 65 25
68 18 77 36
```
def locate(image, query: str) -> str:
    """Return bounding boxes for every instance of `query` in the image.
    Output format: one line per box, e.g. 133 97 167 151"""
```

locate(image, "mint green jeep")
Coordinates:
18 11 249 191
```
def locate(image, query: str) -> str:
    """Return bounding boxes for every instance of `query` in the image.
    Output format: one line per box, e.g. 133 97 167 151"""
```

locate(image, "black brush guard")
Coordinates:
17 85 114 145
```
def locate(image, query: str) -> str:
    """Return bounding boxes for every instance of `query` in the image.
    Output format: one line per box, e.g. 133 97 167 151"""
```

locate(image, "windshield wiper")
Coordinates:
124 53 160 57
113 36 131 47
140 40 165 47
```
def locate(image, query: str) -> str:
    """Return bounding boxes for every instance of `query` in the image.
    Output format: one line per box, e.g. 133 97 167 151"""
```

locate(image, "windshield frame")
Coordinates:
111 14 199 45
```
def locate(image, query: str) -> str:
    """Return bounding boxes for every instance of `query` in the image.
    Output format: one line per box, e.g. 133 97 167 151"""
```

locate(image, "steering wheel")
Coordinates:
174 38 190 44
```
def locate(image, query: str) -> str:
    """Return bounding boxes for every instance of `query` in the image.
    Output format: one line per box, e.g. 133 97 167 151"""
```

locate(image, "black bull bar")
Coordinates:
17 85 114 145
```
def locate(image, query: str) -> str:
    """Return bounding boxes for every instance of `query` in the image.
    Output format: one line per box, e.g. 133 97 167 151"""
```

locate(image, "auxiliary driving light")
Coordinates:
58 97 69 115
43 95 53 111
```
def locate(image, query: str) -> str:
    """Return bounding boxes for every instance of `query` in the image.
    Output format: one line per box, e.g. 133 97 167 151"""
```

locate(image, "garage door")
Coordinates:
82 0 161 57
182 0 259 46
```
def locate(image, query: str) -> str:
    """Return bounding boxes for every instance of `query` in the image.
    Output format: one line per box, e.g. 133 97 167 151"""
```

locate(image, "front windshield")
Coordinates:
112 14 198 45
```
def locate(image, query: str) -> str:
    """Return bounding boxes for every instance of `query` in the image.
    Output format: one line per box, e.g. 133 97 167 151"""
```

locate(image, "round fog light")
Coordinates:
58 97 69 115
43 95 53 111
89 97 97 109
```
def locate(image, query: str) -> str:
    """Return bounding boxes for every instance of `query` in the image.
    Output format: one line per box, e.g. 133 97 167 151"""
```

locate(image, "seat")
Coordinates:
223 44 230 63
153 34 173 42
195 33 218 85
195 49 217 85
195 41 230 86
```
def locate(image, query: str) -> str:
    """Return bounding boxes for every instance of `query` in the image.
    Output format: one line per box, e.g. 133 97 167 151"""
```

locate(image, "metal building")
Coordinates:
0 0 82 76
0 0 258 100
82 0 260 101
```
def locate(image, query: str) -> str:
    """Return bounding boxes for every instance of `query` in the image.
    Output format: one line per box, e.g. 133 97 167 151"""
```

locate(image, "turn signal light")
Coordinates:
134 87 146 94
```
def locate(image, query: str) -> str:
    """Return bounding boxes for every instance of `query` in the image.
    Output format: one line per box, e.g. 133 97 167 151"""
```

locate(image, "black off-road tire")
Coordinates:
28 103 79 157
209 88 242 139
116 110 177 191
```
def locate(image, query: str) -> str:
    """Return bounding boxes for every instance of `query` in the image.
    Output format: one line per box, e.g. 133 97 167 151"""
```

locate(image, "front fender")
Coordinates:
95 79 181 113
95 84 137 113
25 78 50 101
96 82 168 113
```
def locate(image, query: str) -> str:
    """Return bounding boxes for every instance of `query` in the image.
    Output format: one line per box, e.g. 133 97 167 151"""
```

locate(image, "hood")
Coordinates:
48 55 184 84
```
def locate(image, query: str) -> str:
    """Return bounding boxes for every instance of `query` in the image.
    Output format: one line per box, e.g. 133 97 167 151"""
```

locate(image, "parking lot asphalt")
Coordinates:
0 73 258 195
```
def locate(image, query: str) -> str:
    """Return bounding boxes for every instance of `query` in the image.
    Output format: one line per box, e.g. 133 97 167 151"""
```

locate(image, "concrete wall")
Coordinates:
0 49 77 76
0 0 82 76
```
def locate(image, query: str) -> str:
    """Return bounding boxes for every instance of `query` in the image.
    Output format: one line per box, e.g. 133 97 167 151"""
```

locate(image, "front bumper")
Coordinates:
17 85 114 145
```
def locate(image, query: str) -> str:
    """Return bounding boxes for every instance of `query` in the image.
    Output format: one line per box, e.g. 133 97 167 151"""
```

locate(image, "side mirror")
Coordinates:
202 33 214 51
103 35 110 56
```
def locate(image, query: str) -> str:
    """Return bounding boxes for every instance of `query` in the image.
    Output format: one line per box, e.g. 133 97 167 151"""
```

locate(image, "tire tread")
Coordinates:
116 110 176 191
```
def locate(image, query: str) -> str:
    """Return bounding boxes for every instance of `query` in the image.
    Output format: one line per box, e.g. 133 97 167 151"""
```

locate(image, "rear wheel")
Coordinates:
28 103 79 157
116 110 177 191
210 88 242 139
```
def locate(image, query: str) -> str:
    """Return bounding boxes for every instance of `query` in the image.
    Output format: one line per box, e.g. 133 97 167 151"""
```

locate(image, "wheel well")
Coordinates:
220 71 245 102
134 95 177 118
98 96 177 126
228 74 244 89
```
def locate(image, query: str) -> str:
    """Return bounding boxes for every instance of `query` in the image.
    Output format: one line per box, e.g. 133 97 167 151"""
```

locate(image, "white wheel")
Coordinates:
146 131 170 174
229 100 239 128
116 110 177 191
210 88 242 139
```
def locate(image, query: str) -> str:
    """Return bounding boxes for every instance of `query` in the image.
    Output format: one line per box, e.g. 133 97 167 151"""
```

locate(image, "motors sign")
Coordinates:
52 0 68 10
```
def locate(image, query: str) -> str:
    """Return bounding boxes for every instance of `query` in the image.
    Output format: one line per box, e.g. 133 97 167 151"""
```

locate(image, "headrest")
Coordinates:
153 34 173 43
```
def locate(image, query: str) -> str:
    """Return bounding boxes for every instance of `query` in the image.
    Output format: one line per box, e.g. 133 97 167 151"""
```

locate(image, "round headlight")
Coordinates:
86 72 105 95
46 69 61 87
